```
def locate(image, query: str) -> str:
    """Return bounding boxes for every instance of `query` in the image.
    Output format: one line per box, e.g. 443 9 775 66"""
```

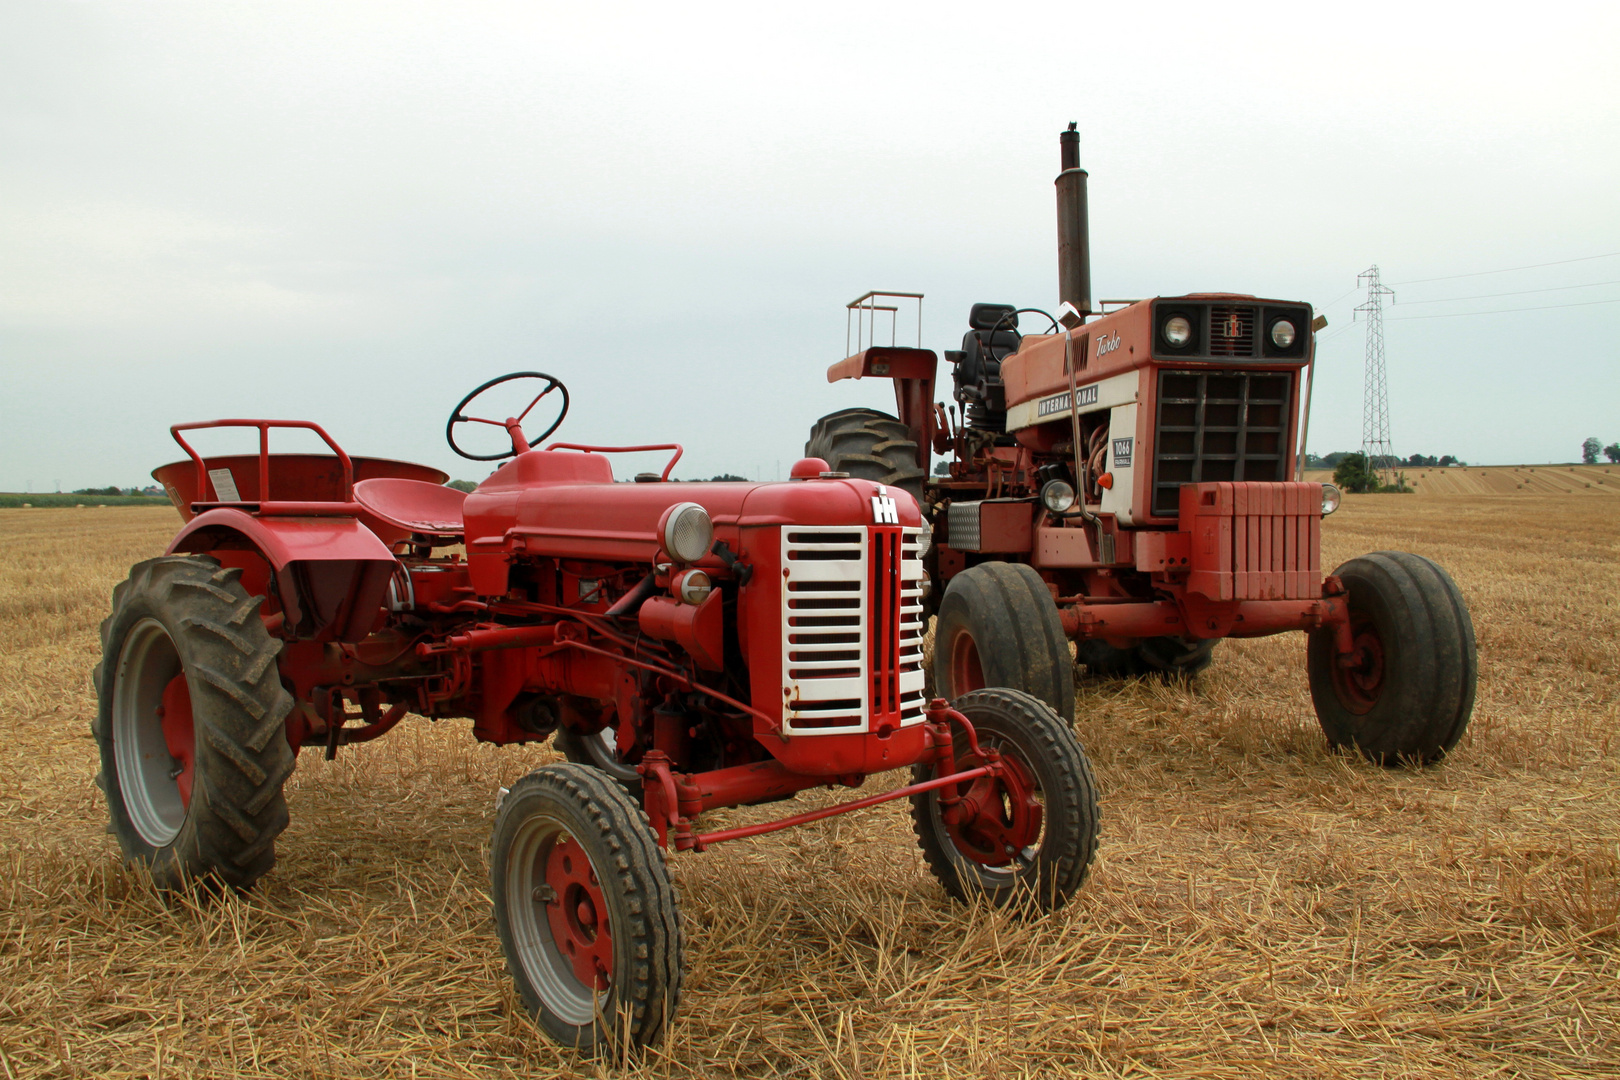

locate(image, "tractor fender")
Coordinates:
168 508 399 642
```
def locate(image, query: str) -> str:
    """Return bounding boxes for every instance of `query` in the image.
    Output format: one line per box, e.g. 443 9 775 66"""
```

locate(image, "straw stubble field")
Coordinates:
0 498 1615 1079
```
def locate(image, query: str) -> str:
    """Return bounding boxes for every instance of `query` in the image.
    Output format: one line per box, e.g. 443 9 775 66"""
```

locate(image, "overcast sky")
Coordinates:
3 0 1617 490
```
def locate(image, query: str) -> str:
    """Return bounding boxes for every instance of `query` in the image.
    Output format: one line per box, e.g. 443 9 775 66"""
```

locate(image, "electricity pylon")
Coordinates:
1355 265 1396 486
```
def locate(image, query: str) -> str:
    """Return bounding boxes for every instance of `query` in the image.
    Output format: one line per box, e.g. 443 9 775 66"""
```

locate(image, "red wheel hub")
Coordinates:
158 674 195 808
948 631 987 697
941 749 1043 867
1333 620 1385 715
542 838 614 990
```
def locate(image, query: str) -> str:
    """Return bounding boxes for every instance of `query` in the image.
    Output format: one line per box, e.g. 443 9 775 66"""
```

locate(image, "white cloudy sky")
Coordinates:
2 0 1617 490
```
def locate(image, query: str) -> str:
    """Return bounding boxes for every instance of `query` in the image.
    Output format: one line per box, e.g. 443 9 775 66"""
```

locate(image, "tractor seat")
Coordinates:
353 477 467 540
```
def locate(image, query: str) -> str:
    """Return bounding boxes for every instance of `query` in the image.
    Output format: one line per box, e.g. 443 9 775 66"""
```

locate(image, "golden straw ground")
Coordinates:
1 497 1615 1078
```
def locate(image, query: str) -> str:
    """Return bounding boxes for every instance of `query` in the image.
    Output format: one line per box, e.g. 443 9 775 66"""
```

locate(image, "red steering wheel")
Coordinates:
446 372 570 461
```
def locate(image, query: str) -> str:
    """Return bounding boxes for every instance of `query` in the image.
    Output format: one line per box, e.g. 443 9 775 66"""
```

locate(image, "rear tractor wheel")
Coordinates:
910 688 1100 909
93 556 296 890
932 562 1075 721
805 407 926 504
491 764 683 1054
1307 551 1476 765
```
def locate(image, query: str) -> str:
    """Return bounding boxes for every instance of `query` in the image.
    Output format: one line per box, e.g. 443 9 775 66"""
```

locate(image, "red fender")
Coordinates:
168 508 398 642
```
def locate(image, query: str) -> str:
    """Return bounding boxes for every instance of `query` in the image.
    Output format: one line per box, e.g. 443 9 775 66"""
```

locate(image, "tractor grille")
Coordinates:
781 526 926 734
1208 306 1257 357
1151 369 1293 517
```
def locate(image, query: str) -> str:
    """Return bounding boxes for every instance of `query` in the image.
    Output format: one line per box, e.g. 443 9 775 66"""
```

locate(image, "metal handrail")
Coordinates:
170 419 355 508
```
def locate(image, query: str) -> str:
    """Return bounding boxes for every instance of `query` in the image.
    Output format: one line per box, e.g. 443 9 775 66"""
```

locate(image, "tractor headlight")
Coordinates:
675 569 712 605
1270 318 1297 348
1163 315 1193 348
916 517 933 554
661 502 714 564
1321 483 1342 516
1041 479 1077 514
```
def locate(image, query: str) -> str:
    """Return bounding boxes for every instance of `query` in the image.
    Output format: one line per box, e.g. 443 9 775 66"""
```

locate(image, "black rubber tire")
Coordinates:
805 407 926 503
554 726 642 799
1075 637 1218 680
93 556 295 890
1136 636 1219 677
491 764 682 1054
1306 551 1477 766
910 688 1099 910
1074 639 1147 679
932 562 1075 722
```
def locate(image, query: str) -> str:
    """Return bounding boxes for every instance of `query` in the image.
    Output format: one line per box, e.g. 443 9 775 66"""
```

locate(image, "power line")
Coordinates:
1391 251 1620 286
1318 283 1362 310
1397 278 1620 306
1386 296 1620 321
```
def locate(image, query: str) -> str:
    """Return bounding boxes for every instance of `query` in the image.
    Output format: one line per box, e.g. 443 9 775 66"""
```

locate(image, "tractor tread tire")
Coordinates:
94 556 295 889
933 561 1075 722
806 408 926 503
910 688 1099 909
1306 550 1477 765
491 763 683 1053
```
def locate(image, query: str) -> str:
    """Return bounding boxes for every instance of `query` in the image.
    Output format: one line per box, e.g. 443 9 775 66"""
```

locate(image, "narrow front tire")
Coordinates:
491 764 683 1054
910 688 1100 910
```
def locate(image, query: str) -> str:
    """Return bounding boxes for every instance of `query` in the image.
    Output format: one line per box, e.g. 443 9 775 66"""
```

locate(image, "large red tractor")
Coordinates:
94 374 1099 1051
809 125 1476 763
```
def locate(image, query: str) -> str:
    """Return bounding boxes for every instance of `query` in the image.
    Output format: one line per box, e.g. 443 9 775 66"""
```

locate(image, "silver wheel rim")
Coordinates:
505 814 606 1026
112 618 188 846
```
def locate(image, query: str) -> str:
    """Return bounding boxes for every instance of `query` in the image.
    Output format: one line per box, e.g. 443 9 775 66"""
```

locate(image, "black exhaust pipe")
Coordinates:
1055 122 1092 317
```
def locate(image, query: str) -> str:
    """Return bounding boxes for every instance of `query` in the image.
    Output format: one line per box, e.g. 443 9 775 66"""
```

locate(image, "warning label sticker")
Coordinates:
208 468 241 502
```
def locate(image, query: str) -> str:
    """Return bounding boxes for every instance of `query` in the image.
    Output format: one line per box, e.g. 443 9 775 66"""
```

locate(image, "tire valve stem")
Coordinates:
532 884 557 904
168 763 184 780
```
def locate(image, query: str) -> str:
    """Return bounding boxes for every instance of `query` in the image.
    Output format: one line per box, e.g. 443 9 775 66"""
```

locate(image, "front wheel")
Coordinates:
491 764 683 1053
910 688 1100 910
1307 551 1477 765
932 562 1075 722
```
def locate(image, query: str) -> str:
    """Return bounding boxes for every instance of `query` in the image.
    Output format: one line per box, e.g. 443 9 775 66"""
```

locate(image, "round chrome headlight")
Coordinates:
1041 479 1077 514
1321 483 1342 516
1163 315 1192 347
661 502 713 563
1270 319 1297 348
916 517 933 554
675 569 712 605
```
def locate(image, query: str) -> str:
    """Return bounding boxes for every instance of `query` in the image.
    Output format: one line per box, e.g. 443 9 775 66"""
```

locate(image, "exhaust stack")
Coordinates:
1055 122 1092 318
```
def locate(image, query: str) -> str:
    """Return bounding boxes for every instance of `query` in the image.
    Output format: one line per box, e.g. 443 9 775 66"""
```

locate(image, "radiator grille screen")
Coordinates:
780 526 927 733
1152 369 1293 517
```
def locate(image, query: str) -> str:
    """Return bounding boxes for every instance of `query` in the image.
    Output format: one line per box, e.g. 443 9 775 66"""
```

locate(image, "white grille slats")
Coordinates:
780 526 926 735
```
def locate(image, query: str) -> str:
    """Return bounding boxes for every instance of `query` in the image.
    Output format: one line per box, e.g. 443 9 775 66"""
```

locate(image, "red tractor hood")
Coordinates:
461 450 920 572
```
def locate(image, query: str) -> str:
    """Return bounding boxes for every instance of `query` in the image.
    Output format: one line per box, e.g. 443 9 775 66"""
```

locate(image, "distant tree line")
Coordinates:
72 485 162 496
1581 437 1620 464
1305 451 1464 470
1329 453 1414 495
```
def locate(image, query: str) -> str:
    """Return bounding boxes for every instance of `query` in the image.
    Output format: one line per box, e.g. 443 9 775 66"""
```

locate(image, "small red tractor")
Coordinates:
94 375 1099 1051
809 125 1476 762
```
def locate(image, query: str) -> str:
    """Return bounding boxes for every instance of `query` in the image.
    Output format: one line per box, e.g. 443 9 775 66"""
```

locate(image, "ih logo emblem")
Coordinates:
1225 312 1242 339
871 485 899 525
